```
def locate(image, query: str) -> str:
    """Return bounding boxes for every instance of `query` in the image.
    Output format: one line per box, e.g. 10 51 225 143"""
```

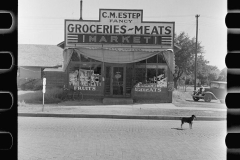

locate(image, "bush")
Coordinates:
17 79 28 88
33 79 43 91
18 87 63 104
19 79 34 90
45 87 63 99
19 79 43 91
18 100 26 107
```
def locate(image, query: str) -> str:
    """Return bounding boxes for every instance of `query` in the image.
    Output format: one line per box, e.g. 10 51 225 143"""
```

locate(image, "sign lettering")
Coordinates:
67 34 171 45
135 87 161 92
65 9 174 48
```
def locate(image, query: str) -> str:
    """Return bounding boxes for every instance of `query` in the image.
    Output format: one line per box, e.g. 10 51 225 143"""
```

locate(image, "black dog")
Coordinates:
181 115 197 129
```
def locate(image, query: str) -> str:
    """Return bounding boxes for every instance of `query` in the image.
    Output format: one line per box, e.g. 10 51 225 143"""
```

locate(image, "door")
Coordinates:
104 66 111 96
112 66 124 96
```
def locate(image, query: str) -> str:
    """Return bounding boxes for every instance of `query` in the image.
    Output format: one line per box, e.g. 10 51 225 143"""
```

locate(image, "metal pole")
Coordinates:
194 14 200 91
42 92 44 112
42 78 46 112
80 0 83 20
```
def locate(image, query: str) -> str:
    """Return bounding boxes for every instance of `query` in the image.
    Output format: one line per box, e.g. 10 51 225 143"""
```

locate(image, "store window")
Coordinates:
78 64 102 87
147 68 156 83
135 68 146 84
134 53 167 88
69 54 102 91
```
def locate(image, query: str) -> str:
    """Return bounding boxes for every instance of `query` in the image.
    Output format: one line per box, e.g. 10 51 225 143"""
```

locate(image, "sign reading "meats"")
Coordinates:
65 9 174 48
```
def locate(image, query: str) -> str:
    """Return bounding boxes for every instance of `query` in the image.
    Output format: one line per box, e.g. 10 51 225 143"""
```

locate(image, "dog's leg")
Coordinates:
190 123 192 129
181 120 183 128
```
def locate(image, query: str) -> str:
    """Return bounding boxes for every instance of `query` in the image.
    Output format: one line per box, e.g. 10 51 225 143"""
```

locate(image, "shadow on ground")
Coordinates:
171 128 185 130
185 99 221 104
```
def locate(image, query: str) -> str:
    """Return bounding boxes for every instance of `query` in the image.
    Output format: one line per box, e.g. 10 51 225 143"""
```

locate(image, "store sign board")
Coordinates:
65 9 174 48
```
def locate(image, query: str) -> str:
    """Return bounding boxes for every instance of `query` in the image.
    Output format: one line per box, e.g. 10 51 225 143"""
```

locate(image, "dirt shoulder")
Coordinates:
18 88 227 118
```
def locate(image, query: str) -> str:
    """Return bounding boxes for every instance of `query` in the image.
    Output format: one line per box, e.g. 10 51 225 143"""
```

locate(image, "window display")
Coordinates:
67 51 169 96
134 53 168 92
69 55 102 91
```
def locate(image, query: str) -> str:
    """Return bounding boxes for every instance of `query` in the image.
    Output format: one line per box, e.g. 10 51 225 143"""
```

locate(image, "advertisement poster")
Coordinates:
69 69 101 91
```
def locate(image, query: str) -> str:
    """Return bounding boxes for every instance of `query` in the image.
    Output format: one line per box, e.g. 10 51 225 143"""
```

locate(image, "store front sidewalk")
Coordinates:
18 102 227 121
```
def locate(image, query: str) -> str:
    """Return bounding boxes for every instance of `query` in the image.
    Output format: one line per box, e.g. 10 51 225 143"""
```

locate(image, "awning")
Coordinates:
62 47 175 74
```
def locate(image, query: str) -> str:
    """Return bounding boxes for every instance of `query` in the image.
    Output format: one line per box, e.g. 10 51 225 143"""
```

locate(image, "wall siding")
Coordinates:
44 71 67 88
18 67 42 79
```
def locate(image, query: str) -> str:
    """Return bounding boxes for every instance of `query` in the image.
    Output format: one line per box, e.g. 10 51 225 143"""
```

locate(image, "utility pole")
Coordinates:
194 14 200 91
80 0 83 20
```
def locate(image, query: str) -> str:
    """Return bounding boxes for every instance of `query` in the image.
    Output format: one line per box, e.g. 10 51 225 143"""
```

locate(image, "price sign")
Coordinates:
43 78 46 86
43 86 46 93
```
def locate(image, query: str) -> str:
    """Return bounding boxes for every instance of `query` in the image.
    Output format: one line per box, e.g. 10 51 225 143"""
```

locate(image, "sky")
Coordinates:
18 0 227 70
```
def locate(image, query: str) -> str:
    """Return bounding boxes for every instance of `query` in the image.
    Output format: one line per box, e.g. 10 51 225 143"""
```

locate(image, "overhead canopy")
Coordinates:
62 47 175 74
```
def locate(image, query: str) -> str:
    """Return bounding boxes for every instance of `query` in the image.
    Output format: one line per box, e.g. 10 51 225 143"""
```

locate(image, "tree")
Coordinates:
188 53 221 85
194 54 209 84
173 32 204 89
205 65 220 84
217 67 227 81
194 55 220 85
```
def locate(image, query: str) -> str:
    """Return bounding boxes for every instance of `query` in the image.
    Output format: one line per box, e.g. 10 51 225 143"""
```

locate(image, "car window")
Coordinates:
210 83 219 89
219 83 226 89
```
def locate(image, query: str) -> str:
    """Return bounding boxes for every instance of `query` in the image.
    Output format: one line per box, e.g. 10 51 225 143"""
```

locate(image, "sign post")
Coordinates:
42 78 46 112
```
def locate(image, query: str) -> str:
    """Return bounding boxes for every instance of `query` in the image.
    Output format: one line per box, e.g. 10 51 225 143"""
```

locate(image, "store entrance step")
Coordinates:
103 98 133 105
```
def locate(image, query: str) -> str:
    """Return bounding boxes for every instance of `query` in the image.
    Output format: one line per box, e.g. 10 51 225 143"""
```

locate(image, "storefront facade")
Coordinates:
60 9 175 102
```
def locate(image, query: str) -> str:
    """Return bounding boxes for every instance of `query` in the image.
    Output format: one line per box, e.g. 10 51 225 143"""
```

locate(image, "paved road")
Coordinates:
18 117 226 160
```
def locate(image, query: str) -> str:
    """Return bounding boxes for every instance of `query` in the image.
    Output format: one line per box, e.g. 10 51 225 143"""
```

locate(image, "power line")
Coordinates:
18 15 224 25
200 15 224 21
18 16 76 20
21 19 222 26
19 21 221 28
19 14 194 20
198 22 226 28
19 24 223 32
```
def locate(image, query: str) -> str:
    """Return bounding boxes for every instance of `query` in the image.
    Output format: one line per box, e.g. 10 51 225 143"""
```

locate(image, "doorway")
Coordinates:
104 65 126 97
112 66 124 96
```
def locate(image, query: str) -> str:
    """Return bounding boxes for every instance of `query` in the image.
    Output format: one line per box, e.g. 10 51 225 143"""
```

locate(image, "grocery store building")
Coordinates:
48 9 178 103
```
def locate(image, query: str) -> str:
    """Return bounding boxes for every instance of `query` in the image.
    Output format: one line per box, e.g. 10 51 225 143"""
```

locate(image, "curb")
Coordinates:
18 113 226 121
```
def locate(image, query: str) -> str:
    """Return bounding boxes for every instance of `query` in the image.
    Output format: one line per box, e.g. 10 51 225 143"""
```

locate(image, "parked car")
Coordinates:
192 81 227 103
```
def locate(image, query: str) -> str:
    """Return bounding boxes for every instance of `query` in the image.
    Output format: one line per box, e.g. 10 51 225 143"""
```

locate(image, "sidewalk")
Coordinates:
18 101 227 121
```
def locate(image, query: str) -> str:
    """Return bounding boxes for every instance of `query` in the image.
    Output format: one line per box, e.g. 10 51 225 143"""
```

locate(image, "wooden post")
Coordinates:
42 78 46 112
194 14 200 91
42 92 44 112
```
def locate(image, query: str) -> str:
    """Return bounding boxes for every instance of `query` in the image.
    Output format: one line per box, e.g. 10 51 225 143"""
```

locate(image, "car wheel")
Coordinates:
192 96 199 101
204 94 212 102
